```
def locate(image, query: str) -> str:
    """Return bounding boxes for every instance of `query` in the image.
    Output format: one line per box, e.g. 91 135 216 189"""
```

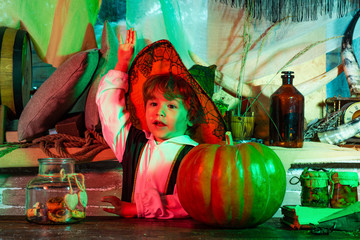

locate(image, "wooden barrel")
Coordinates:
0 27 32 118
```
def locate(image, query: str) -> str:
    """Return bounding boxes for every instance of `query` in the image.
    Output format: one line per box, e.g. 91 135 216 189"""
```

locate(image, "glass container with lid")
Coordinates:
330 172 359 208
300 168 329 207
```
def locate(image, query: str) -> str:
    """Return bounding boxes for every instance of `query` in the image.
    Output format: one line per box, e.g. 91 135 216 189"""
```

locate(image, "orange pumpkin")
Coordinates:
176 141 286 228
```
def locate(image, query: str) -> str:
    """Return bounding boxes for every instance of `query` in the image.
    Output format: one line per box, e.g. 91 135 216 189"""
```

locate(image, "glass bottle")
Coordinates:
269 71 304 148
25 158 87 224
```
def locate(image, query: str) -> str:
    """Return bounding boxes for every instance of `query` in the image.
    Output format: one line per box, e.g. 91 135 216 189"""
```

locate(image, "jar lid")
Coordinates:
331 172 359 187
38 158 75 164
301 171 329 188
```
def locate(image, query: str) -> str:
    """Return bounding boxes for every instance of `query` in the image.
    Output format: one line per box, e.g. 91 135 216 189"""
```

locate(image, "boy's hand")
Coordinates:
115 28 136 72
101 196 137 218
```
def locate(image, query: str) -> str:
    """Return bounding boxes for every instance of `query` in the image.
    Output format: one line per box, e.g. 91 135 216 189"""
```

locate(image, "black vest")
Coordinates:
121 126 194 202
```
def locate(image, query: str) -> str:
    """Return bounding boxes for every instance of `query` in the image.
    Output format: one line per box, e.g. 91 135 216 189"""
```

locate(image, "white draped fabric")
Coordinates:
126 0 360 98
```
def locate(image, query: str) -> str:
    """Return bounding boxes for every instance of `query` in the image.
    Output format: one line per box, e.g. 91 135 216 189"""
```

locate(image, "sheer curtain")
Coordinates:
126 0 359 97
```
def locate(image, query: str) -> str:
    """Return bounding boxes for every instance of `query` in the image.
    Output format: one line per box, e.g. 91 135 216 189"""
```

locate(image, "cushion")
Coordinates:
18 49 100 141
84 20 119 132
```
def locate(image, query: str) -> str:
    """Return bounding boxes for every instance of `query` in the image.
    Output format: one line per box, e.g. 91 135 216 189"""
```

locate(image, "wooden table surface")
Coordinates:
0 216 358 239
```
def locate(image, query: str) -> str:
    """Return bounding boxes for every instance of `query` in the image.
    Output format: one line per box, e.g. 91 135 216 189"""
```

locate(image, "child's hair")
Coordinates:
142 73 204 137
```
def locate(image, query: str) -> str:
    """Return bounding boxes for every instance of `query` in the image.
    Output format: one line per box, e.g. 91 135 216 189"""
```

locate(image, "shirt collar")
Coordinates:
143 131 198 146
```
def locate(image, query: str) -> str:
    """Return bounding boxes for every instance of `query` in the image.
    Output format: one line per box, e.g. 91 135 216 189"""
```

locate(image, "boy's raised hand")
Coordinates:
115 28 136 72
101 195 137 218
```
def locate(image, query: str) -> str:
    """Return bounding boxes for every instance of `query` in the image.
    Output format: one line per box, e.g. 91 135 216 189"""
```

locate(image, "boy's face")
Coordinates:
145 90 193 143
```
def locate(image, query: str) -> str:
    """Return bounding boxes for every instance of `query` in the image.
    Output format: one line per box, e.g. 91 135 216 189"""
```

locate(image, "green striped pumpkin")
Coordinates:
177 142 286 228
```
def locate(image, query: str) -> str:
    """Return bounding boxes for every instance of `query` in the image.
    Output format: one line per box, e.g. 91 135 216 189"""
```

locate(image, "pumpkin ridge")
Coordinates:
230 148 245 226
177 146 206 219
248 144 272 225
210 145 236 226
248 143 286 222
237 144 255 226
260 144 286 220
258 151 272 222
194 146 216 223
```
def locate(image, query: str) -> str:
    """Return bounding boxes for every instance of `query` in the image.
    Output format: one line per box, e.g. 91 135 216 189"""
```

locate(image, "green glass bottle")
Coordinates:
269 71 304 148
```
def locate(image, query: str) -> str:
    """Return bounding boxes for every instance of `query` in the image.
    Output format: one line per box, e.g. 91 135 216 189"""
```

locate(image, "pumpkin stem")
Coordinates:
225 131 233 145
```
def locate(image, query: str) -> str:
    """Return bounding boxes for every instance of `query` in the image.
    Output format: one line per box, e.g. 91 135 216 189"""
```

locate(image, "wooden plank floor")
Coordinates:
0 216 359 239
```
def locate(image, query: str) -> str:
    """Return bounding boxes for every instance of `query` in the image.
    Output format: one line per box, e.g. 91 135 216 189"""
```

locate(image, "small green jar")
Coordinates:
330 172 359 208
300 169 329 208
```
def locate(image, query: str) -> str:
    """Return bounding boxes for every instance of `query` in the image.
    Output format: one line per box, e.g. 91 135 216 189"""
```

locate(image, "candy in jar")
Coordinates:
330 172 359 208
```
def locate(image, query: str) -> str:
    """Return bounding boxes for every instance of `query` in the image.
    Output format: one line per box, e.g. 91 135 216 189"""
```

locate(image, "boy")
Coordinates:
96 29 225 218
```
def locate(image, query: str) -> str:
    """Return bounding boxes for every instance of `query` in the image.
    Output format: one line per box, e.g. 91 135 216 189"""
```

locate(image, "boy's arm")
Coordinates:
96 28 136 161
134 187 189 219
101 196 137 218
96 70 130 161
101 188 188 219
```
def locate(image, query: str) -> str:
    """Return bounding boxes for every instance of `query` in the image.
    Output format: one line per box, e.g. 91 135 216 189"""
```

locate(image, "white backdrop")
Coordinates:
126 0 359 92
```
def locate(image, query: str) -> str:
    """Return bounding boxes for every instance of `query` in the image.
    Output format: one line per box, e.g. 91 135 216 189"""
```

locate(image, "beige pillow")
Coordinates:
18 49 99 141
84 21 119 132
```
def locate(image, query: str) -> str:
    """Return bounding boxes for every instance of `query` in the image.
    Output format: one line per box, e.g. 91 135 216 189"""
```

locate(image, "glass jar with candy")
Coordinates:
25 158 87 224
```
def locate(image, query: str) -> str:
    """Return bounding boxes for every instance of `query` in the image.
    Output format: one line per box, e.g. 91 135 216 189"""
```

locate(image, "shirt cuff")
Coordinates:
102 70 129 92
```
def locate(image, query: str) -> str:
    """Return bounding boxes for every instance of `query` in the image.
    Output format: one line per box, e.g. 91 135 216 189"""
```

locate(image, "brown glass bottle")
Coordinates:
269 71 304 148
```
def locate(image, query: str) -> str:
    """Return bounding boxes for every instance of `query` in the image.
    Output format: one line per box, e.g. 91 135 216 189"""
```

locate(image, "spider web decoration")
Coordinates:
214 0 360 22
